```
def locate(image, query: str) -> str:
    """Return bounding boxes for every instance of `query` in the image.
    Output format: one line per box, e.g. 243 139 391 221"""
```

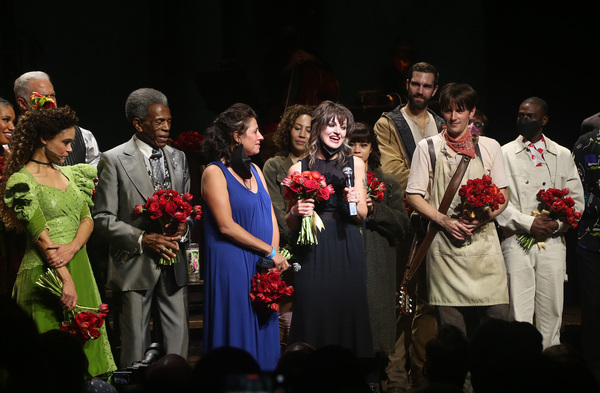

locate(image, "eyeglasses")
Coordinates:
470 121 485 129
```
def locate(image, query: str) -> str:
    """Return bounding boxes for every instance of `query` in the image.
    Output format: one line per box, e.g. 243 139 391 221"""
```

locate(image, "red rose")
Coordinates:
289 181 303 194
76 311 104 329
283 188 296 201
148 202 163 219
173 211 186 222
316 187 331 201
182 192 193 202
133 204 144 215
304 179 320 194
165 201 178 216
311 171 325 182
191 205 202 220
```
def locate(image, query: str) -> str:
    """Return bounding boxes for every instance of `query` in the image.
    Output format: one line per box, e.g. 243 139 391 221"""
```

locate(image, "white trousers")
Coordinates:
501 236 566 349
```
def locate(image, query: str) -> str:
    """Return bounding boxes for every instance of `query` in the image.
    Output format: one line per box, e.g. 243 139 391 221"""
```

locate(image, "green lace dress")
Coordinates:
5 164 116 377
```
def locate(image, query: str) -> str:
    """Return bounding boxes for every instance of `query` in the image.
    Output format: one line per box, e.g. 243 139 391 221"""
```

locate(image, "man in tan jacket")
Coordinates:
374 62 444 393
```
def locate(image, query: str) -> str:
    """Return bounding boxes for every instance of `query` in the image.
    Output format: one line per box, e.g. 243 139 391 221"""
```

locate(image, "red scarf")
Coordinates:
443 129 475 157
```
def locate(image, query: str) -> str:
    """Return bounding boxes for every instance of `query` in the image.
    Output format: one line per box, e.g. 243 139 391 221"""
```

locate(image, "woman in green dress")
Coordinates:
0 106 116 378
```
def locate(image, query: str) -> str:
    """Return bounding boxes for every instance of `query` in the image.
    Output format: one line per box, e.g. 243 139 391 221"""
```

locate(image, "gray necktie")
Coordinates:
149 148 164 185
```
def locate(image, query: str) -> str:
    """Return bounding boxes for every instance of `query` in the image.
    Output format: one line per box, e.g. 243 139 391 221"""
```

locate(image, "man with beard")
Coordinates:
373 62 444 393
496 97 583 349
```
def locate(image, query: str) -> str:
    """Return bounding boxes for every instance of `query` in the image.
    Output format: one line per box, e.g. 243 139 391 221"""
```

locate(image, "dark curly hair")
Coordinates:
0 106 78 230
347 122 381 169
273 104 314 155
202 103 257 166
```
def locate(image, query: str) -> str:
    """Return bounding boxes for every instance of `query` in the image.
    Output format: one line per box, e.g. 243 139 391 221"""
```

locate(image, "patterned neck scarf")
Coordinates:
523 137 546 167
443 129 475 157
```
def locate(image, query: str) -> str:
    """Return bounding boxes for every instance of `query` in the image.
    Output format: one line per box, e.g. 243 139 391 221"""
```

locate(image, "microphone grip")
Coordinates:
348 201 358 216
344 173 358 217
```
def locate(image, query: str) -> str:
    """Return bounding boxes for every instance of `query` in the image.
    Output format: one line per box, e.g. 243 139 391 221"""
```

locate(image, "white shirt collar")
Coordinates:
133 135 158 159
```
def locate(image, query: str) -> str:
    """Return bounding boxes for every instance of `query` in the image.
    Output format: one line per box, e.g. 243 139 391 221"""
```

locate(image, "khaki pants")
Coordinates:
386 238 437 391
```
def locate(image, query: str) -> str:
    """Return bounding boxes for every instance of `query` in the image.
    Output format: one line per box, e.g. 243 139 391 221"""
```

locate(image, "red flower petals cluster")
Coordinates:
133 189 202 265
36 269 108 342
135 189 202 223
282 170 334 202
366 171 386 202
282 170 335 245
536 188 582 228
171 131 204 152
249 269 294 313
61 304 109 341
459 174 506 212
0 156 5 179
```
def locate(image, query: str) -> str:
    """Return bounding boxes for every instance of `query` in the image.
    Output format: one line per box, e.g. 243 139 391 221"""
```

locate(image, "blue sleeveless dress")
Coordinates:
203 161 280 370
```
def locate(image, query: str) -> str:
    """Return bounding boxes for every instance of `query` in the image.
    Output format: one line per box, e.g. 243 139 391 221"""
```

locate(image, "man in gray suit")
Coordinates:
93 88 190 368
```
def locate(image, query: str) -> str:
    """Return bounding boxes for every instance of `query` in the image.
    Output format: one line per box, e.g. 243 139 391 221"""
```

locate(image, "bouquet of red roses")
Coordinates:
458 174 505 220
517 188 582 251
29 92 56 110
36 269 109 341
171 131 204 152
282 170 335 245
133 189 202 265
249 267 294 313
366 171 386 202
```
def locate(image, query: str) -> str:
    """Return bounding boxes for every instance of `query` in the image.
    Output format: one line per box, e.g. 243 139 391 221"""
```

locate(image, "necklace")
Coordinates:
30 158 53 166
243 178 253 191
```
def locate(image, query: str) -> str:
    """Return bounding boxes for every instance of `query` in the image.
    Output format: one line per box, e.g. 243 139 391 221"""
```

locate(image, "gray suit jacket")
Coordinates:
93 136 190 291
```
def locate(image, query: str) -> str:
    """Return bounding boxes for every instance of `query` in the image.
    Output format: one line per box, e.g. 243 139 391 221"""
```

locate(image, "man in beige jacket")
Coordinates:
374 62 444 393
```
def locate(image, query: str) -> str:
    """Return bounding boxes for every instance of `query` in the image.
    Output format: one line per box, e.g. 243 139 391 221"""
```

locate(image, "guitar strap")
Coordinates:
403 135 480 283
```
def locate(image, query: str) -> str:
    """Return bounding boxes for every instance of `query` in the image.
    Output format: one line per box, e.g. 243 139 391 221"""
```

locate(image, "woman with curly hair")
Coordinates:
0 97 21 295
201 103 289 370
0 106 116 378
262 104 313 351
263 105 314 244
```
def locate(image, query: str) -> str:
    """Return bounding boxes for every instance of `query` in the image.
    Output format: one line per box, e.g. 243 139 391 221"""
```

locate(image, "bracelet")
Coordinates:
266 247 276 259
290 208 298 218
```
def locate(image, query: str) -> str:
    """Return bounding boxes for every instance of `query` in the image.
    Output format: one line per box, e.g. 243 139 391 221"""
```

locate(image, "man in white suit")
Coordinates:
93 88 190 367
497 96 584 348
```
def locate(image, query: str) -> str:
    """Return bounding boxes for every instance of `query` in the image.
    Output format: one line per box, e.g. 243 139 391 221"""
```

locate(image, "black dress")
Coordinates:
288 157 373 358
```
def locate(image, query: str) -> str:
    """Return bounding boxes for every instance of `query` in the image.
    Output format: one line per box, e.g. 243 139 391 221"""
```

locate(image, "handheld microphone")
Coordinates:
44 145 66 159
342 166 358 217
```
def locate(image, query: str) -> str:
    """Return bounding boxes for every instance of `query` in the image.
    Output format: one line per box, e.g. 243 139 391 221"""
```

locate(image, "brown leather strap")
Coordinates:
404 153 473 282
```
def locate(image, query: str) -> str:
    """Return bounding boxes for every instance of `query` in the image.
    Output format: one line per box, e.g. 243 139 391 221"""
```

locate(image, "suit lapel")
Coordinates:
119 137 155 199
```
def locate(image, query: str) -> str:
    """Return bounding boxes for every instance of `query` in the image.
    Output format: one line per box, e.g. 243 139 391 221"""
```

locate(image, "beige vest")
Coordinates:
426 147 509 306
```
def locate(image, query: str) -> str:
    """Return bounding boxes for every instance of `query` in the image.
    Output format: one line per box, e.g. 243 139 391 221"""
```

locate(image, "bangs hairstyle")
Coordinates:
307 100 354 168
348 122 381 169
438 83 478 113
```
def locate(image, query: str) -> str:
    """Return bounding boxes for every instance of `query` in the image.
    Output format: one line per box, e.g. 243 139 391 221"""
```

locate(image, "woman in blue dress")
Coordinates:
201 103 289 371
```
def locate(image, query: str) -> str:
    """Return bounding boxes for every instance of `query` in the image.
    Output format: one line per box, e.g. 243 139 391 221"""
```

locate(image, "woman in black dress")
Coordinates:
285 100 373 358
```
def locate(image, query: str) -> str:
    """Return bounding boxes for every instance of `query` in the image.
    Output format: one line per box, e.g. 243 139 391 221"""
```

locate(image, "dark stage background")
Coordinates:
1 0 598 308
1 0 599 151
